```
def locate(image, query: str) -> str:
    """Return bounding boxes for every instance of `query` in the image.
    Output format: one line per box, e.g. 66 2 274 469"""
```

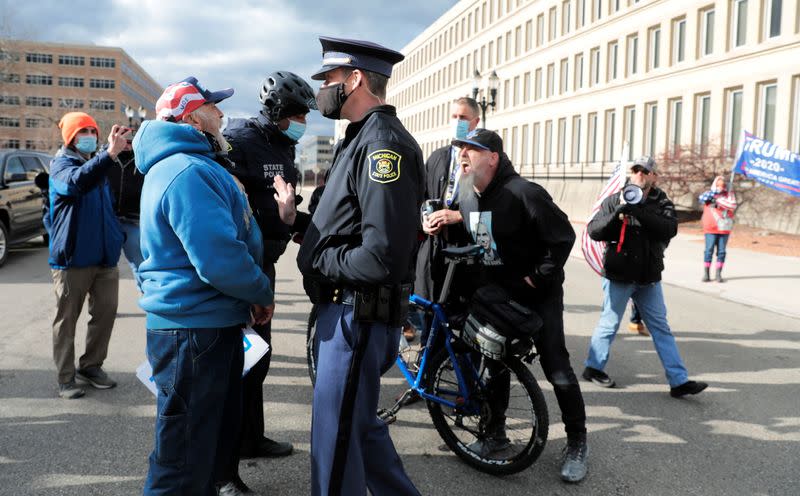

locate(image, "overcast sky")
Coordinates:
2 0 455 137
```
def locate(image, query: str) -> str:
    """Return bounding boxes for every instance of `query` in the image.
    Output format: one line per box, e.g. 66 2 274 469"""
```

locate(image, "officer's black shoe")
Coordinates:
670 380 708 398
581 367 616 388
240 436 293 458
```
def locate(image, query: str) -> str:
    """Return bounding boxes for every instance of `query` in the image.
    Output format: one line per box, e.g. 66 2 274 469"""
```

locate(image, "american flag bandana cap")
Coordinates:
156 77 234 122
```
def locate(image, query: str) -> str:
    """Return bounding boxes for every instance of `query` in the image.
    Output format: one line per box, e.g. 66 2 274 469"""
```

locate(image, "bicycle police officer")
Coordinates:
297 36 424 496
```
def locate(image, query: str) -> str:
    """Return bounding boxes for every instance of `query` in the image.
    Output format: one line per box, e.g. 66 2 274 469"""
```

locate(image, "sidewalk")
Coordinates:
570 221 800 319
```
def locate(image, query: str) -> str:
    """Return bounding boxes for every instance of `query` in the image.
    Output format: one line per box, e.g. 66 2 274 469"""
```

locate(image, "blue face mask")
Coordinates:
282 120 306 142
75 135 97 154
453 119 469 140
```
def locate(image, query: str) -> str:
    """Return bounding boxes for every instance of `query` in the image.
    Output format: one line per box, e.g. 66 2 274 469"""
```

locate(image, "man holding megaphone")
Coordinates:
581 156 708 399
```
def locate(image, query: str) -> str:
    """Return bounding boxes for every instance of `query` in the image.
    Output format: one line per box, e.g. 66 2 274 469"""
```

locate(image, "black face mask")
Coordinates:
316 82 350 120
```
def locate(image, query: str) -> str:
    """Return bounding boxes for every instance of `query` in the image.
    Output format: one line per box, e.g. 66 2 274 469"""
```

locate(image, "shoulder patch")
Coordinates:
368 149 401 184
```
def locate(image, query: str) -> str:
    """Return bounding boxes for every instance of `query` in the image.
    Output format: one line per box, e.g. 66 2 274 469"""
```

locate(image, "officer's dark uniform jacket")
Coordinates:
458 154 575 302
587 184 677 284
297 105 424 293
223 114 298 260
413 145 468 301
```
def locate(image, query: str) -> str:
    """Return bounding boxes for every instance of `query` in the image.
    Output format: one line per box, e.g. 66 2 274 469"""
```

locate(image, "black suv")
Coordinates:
0 150 52 267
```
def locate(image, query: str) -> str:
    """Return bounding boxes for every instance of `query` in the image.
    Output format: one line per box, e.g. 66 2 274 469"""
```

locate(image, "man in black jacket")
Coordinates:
219 71 316 489
453 129 588 483
583 156 708 399
106 137 144 290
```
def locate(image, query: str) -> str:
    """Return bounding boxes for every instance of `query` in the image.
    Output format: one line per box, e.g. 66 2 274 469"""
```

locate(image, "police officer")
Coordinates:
452 128 589 483
296 36 424 496
218 71 316 492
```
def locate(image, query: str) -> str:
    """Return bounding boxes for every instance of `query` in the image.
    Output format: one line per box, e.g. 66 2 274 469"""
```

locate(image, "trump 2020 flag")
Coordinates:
734 131 800 197
581 145 630 275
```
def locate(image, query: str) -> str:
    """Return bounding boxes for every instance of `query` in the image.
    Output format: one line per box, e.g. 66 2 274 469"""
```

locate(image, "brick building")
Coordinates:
0 39 162 152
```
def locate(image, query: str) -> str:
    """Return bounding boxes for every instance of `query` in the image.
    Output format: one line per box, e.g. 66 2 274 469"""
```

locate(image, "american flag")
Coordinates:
581 149 630 275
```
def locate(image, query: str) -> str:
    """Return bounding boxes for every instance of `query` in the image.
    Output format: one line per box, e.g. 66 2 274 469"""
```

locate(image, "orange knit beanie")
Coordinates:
58 112 99 145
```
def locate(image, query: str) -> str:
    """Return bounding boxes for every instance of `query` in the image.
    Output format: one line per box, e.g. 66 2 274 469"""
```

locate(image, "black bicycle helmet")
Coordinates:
259 71 318 122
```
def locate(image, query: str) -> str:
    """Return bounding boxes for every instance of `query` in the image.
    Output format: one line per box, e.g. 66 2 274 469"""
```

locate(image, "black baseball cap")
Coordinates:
452 128 503 154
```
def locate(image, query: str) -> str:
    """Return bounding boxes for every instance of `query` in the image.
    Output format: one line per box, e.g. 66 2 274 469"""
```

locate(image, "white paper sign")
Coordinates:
136 327 270 396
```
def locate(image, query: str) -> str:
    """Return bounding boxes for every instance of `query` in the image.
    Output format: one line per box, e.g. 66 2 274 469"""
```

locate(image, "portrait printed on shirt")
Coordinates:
468 211 502 266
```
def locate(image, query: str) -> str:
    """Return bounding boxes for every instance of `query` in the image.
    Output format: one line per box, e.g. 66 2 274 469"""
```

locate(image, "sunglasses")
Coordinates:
631 166 651 175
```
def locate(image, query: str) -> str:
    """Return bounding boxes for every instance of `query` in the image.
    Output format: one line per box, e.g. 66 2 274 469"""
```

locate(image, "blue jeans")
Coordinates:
704 233 729 264
143 327 243 496
585 278 689 387
120 220 144 290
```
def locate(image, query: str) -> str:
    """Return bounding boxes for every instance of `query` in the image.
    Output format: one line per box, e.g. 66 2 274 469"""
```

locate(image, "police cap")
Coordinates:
311 36 405 81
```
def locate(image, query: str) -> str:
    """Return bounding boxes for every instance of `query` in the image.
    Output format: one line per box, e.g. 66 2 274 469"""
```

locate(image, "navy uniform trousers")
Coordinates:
311 302 421 496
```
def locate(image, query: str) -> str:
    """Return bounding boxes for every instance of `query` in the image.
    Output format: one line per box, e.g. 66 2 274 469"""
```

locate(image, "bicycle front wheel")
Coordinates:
424 347 549 475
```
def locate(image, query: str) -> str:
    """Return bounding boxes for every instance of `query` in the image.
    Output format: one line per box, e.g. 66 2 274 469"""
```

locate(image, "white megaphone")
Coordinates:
621 184 644 205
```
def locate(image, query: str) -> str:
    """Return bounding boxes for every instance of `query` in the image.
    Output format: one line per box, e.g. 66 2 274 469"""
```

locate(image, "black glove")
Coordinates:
614 203 631 217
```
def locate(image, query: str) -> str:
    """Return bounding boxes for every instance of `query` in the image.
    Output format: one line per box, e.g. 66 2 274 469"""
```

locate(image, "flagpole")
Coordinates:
729 129 746 192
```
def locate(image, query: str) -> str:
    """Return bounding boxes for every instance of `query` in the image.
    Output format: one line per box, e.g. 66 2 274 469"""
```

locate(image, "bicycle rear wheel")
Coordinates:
424 347 548 475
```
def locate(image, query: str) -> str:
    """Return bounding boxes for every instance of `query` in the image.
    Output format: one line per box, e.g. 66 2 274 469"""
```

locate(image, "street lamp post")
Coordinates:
124 105 135 127
471 69 500 128
124 105 148 129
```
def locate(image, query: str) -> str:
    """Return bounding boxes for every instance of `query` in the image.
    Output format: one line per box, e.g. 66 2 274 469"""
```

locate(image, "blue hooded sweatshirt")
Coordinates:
133 120 273 329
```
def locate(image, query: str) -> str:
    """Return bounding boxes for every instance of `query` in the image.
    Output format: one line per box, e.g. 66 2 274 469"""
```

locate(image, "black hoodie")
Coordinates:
458 153 575 301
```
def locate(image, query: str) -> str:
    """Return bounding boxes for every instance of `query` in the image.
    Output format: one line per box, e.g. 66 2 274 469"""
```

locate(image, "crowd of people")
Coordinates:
42 34 719 496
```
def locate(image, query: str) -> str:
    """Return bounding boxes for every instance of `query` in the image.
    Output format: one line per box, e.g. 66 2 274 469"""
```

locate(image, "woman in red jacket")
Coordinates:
698 176 737 282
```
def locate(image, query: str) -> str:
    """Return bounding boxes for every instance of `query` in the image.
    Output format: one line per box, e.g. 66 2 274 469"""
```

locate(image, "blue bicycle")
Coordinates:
307 245 549 475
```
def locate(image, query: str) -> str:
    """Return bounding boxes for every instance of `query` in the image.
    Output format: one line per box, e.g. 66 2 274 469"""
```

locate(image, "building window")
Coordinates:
645 102 658 156
535 68 543 100
25 118 45 128
648 26 661 70
513 76 520 106
58 55 85 66
544 120 553 164
59 98 85 109
58 76 84 88
2 139 21 149
763 0 782 38
0 117 21 127
700 7 715 56
695 93 711 154
511 126 519 163
731 0 748 47
503 79 510 109
89 99 116 111
536 14 545 47
577 0 587 28
557 118 567 164
26 96 52 107
532 122 541 165
605 109 616 161
0 95 21 106
26 74 52 85
623 106 635 159
574 53 584 90
562 0 572 35
590 47 600 86
672 17 686 64
25 52 52 64
572 115 582 164
524 71 531 102
792 76 800 153
521 124 530 167
669 98 683 154
626 34 638 76
559 58 569 94
757 82 777 141
724 88 743 156
607 41 618 81
546 63 555 97
587 112 598 162
610 0 621 14
594 0 603 21
90 56 116 68
1 72 20 83
90 78 115 89
548 7 558 42
525 20 533 50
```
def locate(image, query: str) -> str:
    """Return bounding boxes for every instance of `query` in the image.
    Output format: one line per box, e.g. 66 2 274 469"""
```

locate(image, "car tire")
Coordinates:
0 221 8 268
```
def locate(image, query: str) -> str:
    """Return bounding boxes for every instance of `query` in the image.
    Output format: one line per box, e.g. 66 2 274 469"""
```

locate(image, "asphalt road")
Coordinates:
1 239 798 496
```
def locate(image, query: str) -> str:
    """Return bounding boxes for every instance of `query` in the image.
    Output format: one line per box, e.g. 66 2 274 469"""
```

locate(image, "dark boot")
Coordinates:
715 268 724 283
702 266 710 282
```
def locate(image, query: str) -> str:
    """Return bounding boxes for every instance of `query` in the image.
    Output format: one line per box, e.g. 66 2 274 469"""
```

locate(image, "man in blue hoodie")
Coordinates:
133 77 274 496
49 112 128 400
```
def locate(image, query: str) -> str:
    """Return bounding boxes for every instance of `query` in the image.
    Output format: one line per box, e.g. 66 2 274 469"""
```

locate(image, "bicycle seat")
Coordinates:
441 244 484 260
